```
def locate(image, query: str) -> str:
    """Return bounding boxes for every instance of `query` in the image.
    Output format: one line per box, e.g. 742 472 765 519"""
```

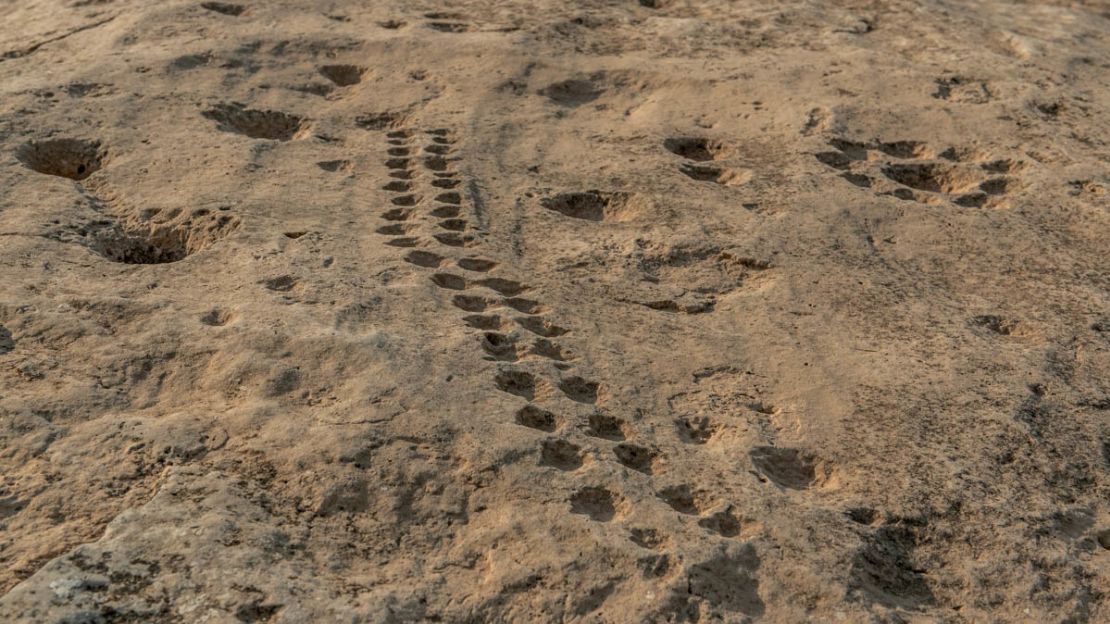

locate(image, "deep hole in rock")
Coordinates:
17 138 106 180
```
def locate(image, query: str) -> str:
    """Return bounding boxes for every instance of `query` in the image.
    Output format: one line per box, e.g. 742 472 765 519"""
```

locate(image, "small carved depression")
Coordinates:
540 191 647 223
318 64 365 87
203 104 307 141
663 137 728 162
17 138 106 180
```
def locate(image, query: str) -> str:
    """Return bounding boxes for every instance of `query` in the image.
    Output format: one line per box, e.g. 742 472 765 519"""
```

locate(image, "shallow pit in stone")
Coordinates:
749 446 835 490
540 191 646 222
203 104 306 141
663 137 728 161
318 64 365 87
881 163 980 194
201 2 244 16
541 78 603 107
87 224 190 264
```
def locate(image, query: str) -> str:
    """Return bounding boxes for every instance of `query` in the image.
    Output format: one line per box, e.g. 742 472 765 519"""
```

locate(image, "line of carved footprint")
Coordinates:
377 130 653 541
491 321 747 552
815 138 1025 208
375 125 747 567
512 394 751 566
376 127 476 248
374 125 583 373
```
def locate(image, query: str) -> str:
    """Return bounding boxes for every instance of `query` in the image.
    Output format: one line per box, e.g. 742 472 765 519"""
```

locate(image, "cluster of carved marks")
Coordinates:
815 138 1025 208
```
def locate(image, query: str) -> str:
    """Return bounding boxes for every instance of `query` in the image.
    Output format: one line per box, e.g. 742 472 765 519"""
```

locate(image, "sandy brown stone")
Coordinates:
1 1 1108 622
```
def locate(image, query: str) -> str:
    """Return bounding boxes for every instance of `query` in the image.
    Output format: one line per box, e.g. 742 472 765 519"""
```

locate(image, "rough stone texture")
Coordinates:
1 0 1108 622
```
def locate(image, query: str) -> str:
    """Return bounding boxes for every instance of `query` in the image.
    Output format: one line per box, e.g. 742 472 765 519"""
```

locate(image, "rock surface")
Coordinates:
1 0 1108 622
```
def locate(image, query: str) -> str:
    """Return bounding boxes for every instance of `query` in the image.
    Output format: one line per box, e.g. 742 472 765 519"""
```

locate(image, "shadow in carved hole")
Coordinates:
318 64 365 86
686 546 764 616
17 138 105 180
749 446 832 489
78 205 239 264
0 326 14 355
849 518 936 610
203 104 306 141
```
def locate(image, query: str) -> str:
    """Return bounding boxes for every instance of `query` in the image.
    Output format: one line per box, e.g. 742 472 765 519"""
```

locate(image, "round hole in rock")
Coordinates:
17 138 106 180
318 64 365 87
